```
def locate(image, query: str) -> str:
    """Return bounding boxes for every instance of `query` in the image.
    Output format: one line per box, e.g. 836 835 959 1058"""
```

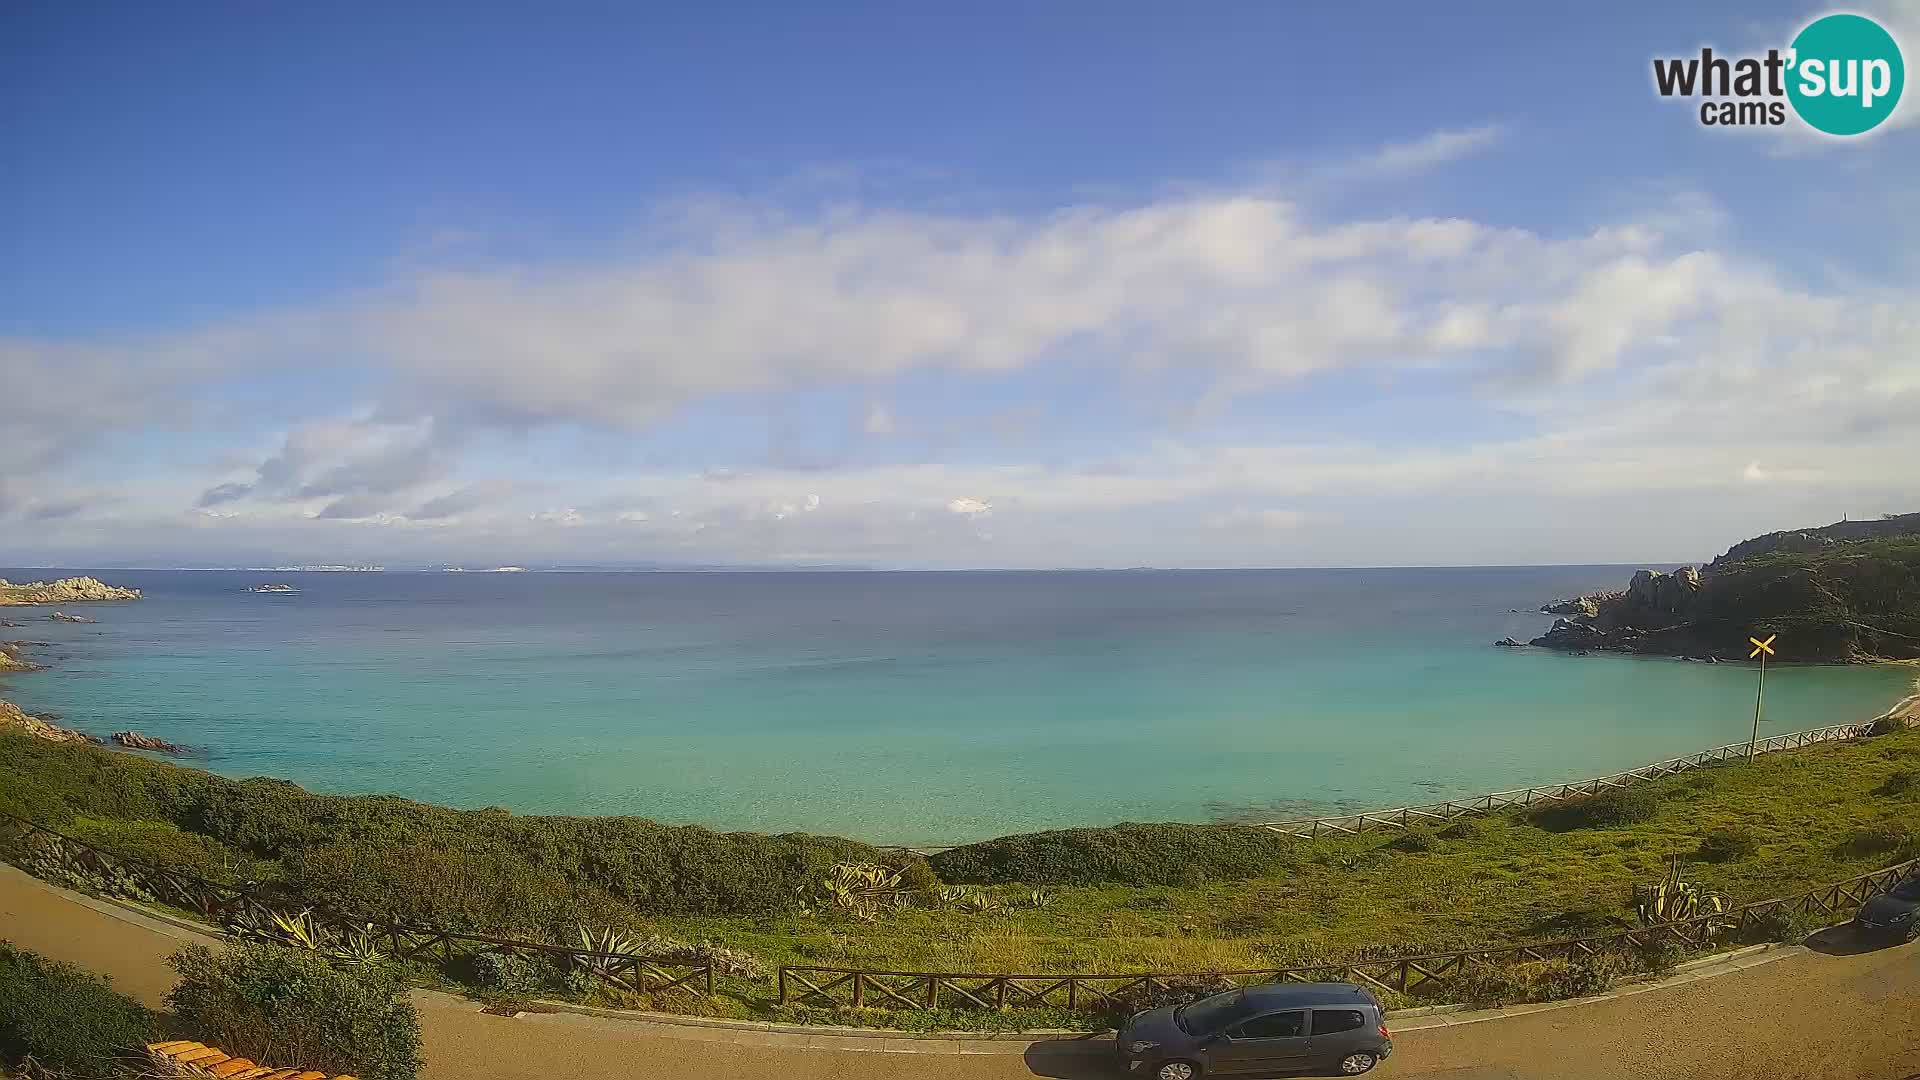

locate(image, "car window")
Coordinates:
1176 990 1254 1035
1311 1009 1366 1034
1230 1010 1306 1039
1893 877 1920 900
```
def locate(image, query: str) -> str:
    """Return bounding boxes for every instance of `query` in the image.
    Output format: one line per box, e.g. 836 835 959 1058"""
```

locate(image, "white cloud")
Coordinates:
862 402 897 435
946 497 993 516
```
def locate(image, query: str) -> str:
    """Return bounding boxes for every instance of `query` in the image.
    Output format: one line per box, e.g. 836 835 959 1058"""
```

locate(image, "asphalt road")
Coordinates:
4 863 1914 1080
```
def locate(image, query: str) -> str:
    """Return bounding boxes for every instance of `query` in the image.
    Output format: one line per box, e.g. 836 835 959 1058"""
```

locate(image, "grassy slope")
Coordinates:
3 723 1915 1028
633 728 1920 975
1696 536 1920 659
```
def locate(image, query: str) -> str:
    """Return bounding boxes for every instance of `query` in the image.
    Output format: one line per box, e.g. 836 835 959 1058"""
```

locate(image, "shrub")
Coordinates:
1528 786 1661 831
1877 769 1915 797
1844 821 1917 858
0 942 155 1078
471 950 556 998
1737 906 1819 945
929 823 1299 886
1697 825 1760 863
0 738 887 919
1436 819 1480 840
1449 957 1619 1008
167 943 422 1080
1383 830 1438 853
1097 975 1238 1025
1525 904 1627 939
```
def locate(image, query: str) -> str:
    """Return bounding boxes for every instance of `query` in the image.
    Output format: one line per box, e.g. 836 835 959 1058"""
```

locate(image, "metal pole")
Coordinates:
1749 650 1767 760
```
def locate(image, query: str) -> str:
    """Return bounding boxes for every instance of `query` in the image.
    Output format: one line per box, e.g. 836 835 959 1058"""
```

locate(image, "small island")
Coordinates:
1523 512 1920 662
247 583 300 593
0 576 141 606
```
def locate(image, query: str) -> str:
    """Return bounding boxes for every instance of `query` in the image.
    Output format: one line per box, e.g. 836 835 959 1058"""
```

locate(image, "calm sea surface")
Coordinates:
1 567 1907 845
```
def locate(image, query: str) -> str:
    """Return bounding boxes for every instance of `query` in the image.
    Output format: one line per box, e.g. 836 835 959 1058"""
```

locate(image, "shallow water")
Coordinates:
1 567 1906 845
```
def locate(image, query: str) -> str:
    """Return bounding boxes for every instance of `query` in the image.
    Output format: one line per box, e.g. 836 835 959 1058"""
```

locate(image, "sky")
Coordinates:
3 1 1918 570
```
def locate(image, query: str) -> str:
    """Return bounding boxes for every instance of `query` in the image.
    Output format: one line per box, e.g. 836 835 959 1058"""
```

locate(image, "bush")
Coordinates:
1449 957 1619 1008
1097 975 1239 1025
1877 769 1915 797
0 942 155 1078
1697 825 1760 863
1525 904 1627 939
471 950 556 998
1737 906 1819 945
0 737 887 919
1528 786 1661 831
1436 819 1480 840
1844 821 1917 858
167 943 422 1080
929 823 1299 886
1383 830 1438 853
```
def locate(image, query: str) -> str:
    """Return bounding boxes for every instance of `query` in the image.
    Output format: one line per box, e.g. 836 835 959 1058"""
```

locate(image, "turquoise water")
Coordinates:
1 567 1907 846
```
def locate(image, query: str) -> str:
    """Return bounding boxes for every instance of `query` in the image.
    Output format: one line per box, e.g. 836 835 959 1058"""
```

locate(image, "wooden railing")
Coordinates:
0 813 712 998
779 855 1919 1010
881 723 1875 853
1245 723 1873 838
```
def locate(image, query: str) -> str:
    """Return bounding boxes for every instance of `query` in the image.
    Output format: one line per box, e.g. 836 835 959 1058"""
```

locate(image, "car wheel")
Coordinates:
1154 1061 1201 1080
1336 1051 1379 1075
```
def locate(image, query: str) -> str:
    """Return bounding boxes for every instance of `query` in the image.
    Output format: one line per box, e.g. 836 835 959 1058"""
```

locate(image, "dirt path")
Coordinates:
4 863 1915 1080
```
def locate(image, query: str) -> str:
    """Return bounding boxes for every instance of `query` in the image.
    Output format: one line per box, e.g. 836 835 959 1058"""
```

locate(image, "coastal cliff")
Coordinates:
0 576 142 605
1529 513 1920 662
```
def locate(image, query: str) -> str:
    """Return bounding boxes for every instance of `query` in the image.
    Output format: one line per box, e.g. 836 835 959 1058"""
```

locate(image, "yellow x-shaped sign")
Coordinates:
1748 634 1777 659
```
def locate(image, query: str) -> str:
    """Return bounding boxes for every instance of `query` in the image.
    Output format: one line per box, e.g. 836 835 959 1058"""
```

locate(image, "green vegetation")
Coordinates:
1697 534 1920 659
3 722 1918 1029
167 942 423 1080
0 943 155 1079
929 821 1304 886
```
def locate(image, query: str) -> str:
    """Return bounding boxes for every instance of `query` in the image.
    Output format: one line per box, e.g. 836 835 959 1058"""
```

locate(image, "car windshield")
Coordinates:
1175 989 1255 1035
1893 877 1920 901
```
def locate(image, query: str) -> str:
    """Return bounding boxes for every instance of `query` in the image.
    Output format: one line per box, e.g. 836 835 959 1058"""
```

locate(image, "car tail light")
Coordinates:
1378 1025 1391 1039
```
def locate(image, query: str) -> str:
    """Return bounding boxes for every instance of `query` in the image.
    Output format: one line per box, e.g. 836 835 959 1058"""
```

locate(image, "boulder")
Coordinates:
48 611 95 623
1540 596 1603 618
1493 637 1527 647
1530 618 1616 651
112 730 187 755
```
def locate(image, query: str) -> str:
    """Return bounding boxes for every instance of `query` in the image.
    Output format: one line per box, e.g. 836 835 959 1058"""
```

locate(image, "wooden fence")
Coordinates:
881 722 1874 854
0 813 712 998
778 855 1919 1010
1245 723 1872 839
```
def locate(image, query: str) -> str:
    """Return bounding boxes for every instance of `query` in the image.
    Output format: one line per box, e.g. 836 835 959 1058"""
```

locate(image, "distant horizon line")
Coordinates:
2 560 1706 574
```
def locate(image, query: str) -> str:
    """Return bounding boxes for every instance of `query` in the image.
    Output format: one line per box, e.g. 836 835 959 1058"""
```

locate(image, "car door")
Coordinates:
1308 1008 1372 1069
1210 1009 1312 1075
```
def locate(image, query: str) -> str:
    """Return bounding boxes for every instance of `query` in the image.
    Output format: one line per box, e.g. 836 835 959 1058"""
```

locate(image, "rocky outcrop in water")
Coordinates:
0 577 142 605
48 611 95 623
112 730 187 754
0 642 44 674
0 700 99 744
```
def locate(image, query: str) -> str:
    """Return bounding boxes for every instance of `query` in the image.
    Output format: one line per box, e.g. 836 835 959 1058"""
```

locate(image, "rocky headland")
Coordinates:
0 641 46 674
1521 513 1920 662
0 700 100 744
0 576 142 606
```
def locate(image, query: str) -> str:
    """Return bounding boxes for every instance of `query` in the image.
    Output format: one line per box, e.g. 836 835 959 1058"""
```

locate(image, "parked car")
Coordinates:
1853 873 1920 942
1116 982 1392 1078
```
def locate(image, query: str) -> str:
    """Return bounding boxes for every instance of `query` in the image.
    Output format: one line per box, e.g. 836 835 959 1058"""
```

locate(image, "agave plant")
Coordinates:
796 862 912 922
333 922 391 968
573 924 642 978
1022 889 1059 910
1635 858 1731 925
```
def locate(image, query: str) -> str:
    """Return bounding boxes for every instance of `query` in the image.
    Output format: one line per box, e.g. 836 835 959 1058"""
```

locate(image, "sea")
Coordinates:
1 567 1908 847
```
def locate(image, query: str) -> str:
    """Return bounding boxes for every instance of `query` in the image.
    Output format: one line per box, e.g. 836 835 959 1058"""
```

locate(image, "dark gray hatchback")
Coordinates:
1117 982 1392 1078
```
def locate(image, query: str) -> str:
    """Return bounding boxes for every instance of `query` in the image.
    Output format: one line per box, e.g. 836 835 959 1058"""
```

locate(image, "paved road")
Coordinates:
4 864 1915 1080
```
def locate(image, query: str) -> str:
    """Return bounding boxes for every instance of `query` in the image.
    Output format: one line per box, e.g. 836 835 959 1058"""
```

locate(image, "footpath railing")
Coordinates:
881 722 1874 853
1244 723 1872 838
0 813 713 998
778 855 1920 1009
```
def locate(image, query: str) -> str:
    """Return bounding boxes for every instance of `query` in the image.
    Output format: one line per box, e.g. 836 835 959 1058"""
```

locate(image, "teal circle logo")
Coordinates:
1787 13 1904 135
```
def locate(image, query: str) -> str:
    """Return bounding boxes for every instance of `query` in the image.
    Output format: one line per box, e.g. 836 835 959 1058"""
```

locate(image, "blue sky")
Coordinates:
3 1 1917 568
